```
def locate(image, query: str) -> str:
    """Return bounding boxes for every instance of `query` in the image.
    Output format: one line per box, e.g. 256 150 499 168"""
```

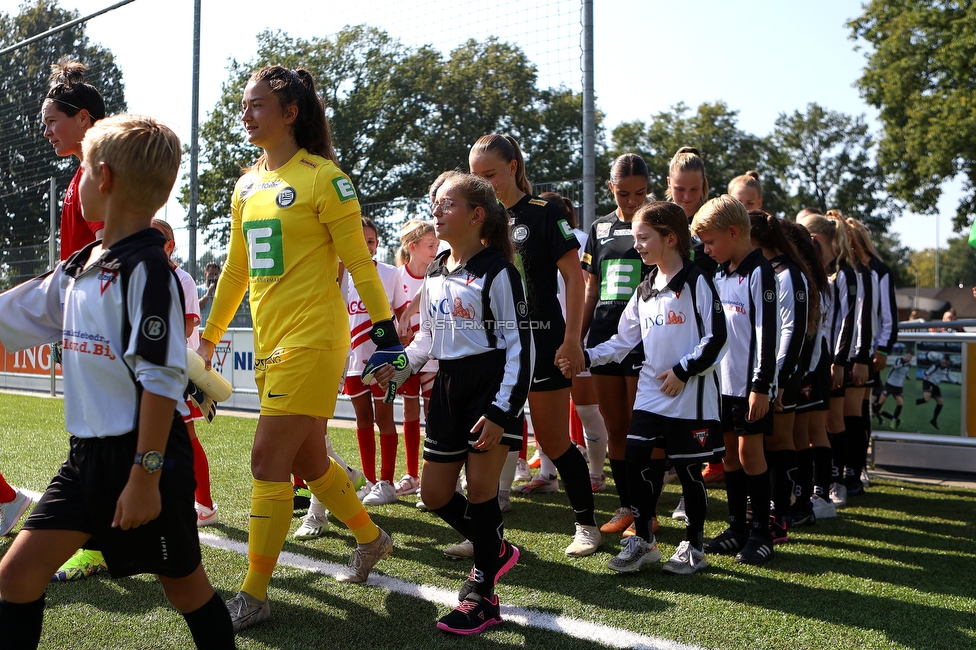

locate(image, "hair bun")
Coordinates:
676 146 701 157
49 56 87 87
746 170 760 180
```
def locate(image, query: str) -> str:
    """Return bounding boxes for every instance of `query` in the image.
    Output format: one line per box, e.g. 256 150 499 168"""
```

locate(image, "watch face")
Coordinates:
143 451 164 472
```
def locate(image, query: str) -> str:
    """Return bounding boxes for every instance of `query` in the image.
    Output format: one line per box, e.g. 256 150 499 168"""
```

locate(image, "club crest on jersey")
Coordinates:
595 223 612 239
796 290 806 303
98 270 118 295
141 316 166 341
512 224 530 243
276 187 297 208
764 289 775 303
692 429 709 447
517 301 528 318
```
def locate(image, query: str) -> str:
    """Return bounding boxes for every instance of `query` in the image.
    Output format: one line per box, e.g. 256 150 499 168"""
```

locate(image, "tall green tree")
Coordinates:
850 1 976 231
769 103 899 232
611 102 789 217
184 28 596 248
0 0 126 286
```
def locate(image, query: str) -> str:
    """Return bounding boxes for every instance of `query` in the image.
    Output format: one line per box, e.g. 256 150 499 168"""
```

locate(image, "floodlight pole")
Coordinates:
188 0 201 279
582 0 595 232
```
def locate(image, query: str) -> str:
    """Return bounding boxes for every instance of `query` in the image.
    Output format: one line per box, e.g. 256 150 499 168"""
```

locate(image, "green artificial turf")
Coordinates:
1 392 975 650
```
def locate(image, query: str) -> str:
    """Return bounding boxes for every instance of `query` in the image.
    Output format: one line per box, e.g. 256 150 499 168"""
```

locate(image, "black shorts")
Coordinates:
589 350 643 378
530 331 572 391
721 395 774 437
881 383 904 398
25 416 200 579
922 381 942 398
627 410 718 462
797 352 831 413
424 350 524 463
778 373 802 413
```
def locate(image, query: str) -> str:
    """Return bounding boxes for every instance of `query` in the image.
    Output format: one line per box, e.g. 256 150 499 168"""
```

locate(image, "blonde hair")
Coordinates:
844 217 879 260
396 219 435 266
825 210 861 269
82 114 181 214
691 194 750 237
666 146 709 207
151 218 175 242
800 213 856 274
728 170 762 199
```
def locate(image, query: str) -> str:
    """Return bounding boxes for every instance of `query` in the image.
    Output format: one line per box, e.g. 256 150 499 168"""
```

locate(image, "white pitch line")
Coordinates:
14 488 704 650
200 533 706 650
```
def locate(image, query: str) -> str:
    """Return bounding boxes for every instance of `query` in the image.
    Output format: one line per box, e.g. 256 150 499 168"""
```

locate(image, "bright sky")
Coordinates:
3 0 963 251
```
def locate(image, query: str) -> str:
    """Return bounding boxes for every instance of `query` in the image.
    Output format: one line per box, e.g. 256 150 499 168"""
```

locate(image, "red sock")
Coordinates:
519 420 528 460
356 427 377 483
0 472 15 503
570 398 585 447
190 436 213 509
379 434 398 484
403 420 421 478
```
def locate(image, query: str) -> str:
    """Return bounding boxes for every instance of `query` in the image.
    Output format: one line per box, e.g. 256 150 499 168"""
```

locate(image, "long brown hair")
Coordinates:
470 134 532 195
439 171 514 262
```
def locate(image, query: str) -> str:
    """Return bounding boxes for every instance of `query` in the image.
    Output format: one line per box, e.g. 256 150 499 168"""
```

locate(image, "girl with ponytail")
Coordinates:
196 65 395 631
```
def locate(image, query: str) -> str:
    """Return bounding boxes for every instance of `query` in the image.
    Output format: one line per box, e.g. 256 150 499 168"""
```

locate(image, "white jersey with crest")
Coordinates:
343 260 406 376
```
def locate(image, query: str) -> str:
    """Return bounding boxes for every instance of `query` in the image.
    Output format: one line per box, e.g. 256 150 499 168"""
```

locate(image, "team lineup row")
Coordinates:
0 57 900 646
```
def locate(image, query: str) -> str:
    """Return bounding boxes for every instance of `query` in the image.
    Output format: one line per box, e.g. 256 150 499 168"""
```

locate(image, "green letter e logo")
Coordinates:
333 177 357 203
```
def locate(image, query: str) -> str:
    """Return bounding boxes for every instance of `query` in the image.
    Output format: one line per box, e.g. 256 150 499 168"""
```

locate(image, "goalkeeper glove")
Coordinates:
361 319 411 403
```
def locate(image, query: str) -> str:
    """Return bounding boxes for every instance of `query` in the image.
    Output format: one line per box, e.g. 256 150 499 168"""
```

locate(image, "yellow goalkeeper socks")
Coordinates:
240 479 293 601
307 459 379 545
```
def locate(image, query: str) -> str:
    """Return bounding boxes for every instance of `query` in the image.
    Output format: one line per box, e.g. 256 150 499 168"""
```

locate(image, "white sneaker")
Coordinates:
0 489 32 536
416 497 429 511
362 480 397 505
513 475 558 494
662 540 708 575
811 494 837 519
294 512 329 539
608 535 661 572
672 496 687 521
444 538 474 559
860 468 871 488
514 458 532 482
828 482 848 508
394 474 420 496
356 479 375 501
565 523 602 557
195 502 218 527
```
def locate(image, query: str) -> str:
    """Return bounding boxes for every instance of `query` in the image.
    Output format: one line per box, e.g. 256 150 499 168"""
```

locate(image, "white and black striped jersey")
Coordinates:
870 257 898 355
770 254 809 386
828 261 860 365
854 262 877 364
0 230 189 439
923 363 954 385
587 259 727 420
714 248 780 398
885 356 911 387
407 248 533 430
807 288 831 373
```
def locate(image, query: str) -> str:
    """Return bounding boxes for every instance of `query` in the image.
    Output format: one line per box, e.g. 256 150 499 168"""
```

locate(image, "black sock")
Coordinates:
433 491 474 541
844 415 866 476
182 591 235 650
812 446 833 496
916 398 925 406
871 401 881 415
796 447 814 502
746 469 772 538
933 403 943 421
551 445 596 527
676 462 706 550
466 499 503 598
724 468 749 532
626 453 663 540
827 431 846 482
609 458 631 510
893 404 902 419
769 449 797 517
0 596 44 650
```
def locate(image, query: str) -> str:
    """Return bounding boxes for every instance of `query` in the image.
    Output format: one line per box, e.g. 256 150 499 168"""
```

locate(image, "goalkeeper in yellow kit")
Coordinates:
197 65 409 633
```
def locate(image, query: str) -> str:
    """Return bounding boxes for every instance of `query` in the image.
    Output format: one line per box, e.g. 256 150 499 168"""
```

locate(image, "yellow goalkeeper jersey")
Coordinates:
202 149 392 357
